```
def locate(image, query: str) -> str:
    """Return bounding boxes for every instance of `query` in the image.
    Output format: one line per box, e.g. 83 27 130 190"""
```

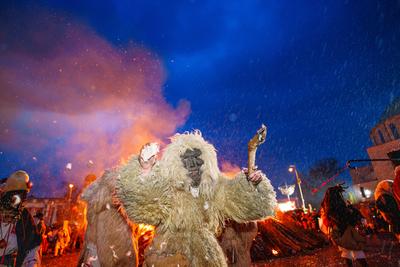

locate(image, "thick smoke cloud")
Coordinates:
0 12 190 196
220 160 241 178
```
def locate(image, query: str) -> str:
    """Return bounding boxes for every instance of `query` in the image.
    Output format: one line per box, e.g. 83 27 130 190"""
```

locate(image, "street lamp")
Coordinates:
67 183 74 221
68 183 74 201
288 165 306 211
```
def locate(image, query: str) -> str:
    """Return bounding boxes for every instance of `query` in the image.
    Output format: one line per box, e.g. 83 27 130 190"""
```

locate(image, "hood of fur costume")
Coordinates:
159 131 220 199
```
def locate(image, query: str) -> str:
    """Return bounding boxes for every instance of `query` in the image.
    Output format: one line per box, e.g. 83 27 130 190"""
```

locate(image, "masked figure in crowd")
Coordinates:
0 171 42 267
374 178 400 242
115 130 277 267
77 143 160 267
320 185 367 267
78 171 139 267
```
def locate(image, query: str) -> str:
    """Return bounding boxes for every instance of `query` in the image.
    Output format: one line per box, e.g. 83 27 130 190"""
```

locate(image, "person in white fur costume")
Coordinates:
115 131 277 267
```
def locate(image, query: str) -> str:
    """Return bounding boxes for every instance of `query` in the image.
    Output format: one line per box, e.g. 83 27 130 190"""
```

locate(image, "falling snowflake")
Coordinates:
229 113 237 122
66 163 72 170
160 241 167 250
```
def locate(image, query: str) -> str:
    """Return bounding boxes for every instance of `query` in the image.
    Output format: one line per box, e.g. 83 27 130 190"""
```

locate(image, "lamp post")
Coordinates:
288 165 306 211
67 183 74 220
68 183 74 201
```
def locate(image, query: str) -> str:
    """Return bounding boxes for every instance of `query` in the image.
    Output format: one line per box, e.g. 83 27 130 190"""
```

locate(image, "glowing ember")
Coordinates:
272 249 279 256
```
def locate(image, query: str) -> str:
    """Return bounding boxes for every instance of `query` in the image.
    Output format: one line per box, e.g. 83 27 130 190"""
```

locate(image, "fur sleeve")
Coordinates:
115 156 172 226
217 173 276 223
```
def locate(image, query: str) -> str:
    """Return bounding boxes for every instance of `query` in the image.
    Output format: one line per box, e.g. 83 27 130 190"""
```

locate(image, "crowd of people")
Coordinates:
35 219 82 258
282 200 393 237
0 163 399 267
0 170 83 267
317 166 400 267
252 165 400 266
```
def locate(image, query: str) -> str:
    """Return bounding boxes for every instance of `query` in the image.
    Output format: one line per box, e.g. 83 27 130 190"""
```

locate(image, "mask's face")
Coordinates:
181 148 204 187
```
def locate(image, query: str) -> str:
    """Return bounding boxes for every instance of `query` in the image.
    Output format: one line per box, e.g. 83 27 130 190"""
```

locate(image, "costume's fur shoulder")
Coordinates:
159 131 220 199
80 169 117 212
80 157 141 214
118 155 143 179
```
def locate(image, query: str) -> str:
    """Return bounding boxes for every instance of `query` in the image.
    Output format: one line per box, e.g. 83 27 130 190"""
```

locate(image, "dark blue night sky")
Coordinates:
1 0 399 197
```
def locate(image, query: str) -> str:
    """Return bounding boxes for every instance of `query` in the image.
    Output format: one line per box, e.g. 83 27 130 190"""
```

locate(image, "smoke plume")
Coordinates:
0 12 190 196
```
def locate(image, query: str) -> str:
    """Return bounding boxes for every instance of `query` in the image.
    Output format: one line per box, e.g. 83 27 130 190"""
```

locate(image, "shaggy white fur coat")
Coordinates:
115 132 276 267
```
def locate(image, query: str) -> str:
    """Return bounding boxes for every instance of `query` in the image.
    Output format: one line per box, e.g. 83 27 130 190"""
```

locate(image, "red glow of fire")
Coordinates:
221 161 241 179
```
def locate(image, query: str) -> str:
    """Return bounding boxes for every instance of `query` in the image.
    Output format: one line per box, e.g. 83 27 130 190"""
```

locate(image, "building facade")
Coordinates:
25 197 68 226
351 98 400 202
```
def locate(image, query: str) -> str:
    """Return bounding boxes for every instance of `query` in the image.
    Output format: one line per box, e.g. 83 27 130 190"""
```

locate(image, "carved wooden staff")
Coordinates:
247 124 267 176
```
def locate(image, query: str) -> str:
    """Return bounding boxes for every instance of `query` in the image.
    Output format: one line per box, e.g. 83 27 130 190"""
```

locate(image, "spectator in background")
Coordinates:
54 221 70 257
45 227 58 255
33 213 46 256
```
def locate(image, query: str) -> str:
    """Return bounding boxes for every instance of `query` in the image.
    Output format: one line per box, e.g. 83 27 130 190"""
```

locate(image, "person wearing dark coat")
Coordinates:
0 171 42 267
